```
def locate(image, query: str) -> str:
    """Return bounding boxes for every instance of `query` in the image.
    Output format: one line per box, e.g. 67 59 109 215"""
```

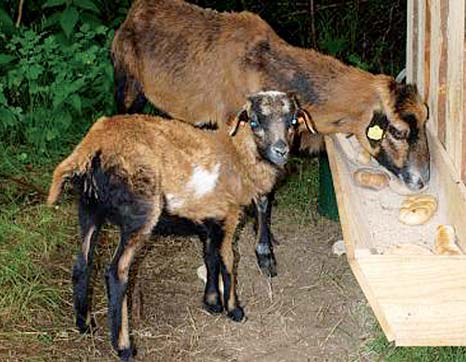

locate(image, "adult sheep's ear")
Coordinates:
229 108 249 136
295 108 317 134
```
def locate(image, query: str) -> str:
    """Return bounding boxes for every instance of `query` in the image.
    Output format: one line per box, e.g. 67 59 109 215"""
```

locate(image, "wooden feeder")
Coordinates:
325 0 466 346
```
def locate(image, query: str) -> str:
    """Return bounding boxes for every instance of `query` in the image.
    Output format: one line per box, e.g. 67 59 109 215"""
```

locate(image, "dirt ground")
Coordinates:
2 210 374 362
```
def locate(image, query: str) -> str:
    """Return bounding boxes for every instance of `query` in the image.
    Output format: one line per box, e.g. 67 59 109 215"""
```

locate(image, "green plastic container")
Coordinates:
317 153 339 221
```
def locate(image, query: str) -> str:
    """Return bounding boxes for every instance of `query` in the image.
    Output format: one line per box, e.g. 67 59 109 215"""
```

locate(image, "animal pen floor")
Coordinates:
1 209 374 361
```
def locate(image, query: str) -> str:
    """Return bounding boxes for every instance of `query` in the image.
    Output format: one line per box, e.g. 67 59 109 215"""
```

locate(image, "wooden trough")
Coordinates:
325 0 466 346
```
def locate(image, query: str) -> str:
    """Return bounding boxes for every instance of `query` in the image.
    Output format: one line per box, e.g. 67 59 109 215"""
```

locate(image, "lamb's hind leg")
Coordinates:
254 193 277 277
73 199 103 334
106 205 161 361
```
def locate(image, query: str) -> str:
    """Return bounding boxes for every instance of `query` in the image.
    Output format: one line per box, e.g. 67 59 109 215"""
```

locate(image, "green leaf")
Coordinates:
42 12 61 29
0 54 16 65
80 12 103 28
0 107 17 128
0 7 14 31
60 6 79 38
73 0 100 14
46 129 56 141
68 94 81 113
42 0 67 9
60 111 72 130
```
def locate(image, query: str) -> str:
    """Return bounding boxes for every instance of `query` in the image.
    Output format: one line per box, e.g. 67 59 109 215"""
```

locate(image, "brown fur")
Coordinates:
48 114 279 220
112 0 430 189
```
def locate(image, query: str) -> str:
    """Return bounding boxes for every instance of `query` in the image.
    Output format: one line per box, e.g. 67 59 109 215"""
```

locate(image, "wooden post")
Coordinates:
416 0 426 97
445 0 464 177
428 0 441 134
406 0 415 83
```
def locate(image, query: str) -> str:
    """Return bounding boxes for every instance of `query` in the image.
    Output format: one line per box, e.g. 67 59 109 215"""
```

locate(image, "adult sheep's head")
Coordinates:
357 83 430 191
230 91 316 167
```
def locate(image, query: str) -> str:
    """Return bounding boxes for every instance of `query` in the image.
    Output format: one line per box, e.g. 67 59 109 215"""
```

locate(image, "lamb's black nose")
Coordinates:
272 140 289 157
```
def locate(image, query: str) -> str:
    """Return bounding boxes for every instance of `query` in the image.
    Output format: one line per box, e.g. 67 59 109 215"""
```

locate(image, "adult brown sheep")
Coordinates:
112 0 430 277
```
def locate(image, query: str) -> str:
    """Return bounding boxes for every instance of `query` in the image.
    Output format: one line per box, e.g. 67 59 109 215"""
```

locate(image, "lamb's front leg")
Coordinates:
254 193 278 277
202 219 224 315
219 209 244 322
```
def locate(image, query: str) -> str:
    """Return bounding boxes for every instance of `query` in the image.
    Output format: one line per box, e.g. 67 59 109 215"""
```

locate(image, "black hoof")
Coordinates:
227 306 245 322
118 347 134 362
256 251 277 277
76 316 96 334
203 300 223 315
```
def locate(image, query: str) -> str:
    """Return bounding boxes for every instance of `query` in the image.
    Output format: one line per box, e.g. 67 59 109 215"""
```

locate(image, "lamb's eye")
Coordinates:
250 120 259 129
290 117 298 127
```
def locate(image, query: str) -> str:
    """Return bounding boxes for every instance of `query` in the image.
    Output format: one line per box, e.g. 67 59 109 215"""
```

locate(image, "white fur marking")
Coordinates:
166 193 184 209
257 90 287 97
282 99 290 113
187 163 220 197
194 121 210 127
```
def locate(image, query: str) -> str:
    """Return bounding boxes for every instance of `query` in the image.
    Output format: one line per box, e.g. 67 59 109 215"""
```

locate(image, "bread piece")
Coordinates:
353 168 389 191
434 225 463 255
399 194 437 225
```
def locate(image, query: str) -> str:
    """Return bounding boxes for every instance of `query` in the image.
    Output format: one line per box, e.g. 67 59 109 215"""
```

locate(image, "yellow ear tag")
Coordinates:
367 125 384 141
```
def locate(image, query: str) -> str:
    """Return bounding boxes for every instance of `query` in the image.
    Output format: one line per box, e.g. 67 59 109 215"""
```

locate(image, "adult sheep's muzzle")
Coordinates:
400 164 430 191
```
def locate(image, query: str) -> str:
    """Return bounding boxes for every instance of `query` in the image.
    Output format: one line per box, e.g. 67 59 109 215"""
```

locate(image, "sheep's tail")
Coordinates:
46 154 79 206
47 116 108 206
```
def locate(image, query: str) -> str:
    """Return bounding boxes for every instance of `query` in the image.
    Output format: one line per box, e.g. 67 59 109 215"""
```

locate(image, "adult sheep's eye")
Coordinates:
290 117 298 127
388 125 408 140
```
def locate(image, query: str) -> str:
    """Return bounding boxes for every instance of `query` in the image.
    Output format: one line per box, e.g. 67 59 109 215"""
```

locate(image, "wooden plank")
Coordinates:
423 0 431 101
416 0 426 97
358 255 466 346
463 44 466 183
428 0 442 135
428 129 466 250
324 136 374 257
437 0 449 146
324 136 395 341
445 0 465 176
406 0 416 83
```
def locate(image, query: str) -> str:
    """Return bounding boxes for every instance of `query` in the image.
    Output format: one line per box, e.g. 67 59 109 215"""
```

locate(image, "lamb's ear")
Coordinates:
288 93 317 134
229 108 249 137
295 108 317 134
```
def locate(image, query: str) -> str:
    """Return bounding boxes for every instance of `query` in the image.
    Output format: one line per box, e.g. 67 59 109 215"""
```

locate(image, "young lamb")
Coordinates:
47 91 315 361
112 0 430 277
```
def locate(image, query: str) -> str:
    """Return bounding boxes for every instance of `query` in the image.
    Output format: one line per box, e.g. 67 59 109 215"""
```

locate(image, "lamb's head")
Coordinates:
230 91 316 167
357 83 430 191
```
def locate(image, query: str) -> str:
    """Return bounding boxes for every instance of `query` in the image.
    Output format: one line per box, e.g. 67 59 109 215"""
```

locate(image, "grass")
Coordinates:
0 145 75 331
0 203 71 324
275 156 320 221
364 327 466 362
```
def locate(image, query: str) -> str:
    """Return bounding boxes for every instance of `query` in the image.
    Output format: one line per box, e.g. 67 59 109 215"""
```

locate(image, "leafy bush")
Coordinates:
41 0 130 38
0 24 114 154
